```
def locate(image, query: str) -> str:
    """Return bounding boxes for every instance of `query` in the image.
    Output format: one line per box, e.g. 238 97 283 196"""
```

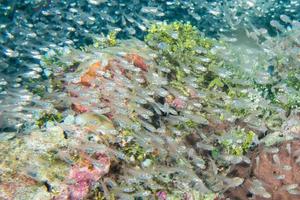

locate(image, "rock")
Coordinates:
80 74 94 86
0 134 68 200
80 61 102 86
71 102 89 113
0 174 51 200
85 61 102 77
226 140 300 200
125 53 149 71
66 152 110 199
0 132 16 141
25 126 66 151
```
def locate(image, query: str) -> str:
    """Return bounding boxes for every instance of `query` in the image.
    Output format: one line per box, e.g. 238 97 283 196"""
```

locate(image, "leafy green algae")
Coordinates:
118 129 156 163
36 112 63 128
145 22 218 90
220 128 255 156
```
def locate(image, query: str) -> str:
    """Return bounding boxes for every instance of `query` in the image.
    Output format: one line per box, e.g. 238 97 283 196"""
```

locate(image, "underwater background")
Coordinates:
1 0 300 199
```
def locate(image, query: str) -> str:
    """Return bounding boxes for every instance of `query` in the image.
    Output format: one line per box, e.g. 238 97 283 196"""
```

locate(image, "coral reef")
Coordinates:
0 19 300 200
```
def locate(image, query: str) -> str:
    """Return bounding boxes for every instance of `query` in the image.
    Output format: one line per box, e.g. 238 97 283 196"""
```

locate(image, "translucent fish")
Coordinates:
223 177 244 188
2 47 19 57
0 78 7 86
288 189 300 195
249 180 271 198
141 7 164 17
209 9 221 16
155 87 169 97
273 154 281 166
286 143 292 155
276 175 285 180
183 112 209 125
196 142 214 151
270 20 285 32
285 184 298 191
283 165 292 171
264 147 279 154
135 107 154 120
280 14 292 24
140 120 156 132
291 20 300 28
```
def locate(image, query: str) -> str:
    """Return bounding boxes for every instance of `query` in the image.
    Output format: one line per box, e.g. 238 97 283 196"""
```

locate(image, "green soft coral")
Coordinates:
145 22 225 99
176 120 198 130
119 129 155 163
220 128 255 156
92 30 119 48
36 112 63 128
146 22 212 54
145 22 216 81
107 30 118 46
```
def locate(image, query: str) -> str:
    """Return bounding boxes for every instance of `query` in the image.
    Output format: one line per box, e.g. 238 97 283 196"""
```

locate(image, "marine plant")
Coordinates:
145 22 218 88
219 128 256 156
117 129 157 163
92 30 120 48
36 112 63 128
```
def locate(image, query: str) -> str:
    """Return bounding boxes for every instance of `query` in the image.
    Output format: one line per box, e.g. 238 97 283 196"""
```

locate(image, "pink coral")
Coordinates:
172 97 186 109
66 153 110 200
156 191 167 200
68 166 95 199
